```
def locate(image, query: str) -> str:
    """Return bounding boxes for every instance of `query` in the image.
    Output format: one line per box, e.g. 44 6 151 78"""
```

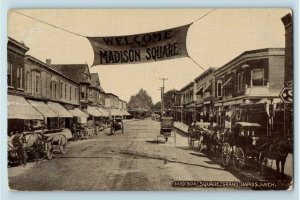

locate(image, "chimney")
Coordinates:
46 59 51 65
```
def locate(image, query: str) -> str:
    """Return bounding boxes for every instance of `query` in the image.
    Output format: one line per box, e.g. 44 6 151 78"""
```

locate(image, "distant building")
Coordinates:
194 67 215 122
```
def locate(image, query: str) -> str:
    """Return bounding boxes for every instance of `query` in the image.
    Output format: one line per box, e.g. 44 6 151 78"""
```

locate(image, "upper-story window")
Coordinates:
75 88 77 100
217 81 222 97
33 71 41 94
7 62 12 87
251 68 264 86
50 81 57 99
65 84 67 99
60 83 63 98
26 72 31 92
81 86 86 98
17 66 23 89
70 86 72 101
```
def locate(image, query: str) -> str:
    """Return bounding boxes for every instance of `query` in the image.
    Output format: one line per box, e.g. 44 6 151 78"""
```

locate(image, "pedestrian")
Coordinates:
11 131 27 167
71 123 77 141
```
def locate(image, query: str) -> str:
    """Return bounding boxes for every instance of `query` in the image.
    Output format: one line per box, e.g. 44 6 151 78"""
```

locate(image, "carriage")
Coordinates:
221 122 277 174
110 117 124 134
187 122 222 153
158 117 176 143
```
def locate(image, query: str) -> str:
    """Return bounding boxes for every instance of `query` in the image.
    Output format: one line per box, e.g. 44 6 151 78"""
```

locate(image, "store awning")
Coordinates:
8 95 43 120
223 77 232 88
203 83 212 93
28 100 58 118
87 106 102 117
96 107 109 117
195 86 203 95
110 109 123 116
68 108 88 118
47 102 73 118
121 110 131 116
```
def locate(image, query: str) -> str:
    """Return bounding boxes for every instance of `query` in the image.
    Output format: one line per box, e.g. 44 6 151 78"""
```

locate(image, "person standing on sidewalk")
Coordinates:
11 131 27 167
71 123 77 141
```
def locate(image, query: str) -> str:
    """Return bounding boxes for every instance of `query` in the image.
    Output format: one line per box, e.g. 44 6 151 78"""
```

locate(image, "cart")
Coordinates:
157 117 176 143
221 122 268 171
110 117 124 135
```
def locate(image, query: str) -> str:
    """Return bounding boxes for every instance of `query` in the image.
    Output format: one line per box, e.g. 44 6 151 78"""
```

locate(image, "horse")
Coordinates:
24 132 54 163
257 137 292 177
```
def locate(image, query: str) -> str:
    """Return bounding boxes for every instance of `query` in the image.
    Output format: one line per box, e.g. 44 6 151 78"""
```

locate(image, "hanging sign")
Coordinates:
87 24 191 66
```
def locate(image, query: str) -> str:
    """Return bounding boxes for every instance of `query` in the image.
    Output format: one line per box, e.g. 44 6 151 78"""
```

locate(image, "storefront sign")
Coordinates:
87 24 191 65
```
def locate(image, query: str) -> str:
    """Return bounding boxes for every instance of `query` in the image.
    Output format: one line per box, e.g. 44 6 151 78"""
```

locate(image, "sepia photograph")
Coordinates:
7 9 293 191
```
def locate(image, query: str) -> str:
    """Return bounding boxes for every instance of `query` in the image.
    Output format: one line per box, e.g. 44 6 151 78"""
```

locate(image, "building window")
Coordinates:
251 68 264 86
33 72 41 94
237 73 241 92
89 90 92 98
81 86 86 98
70 86 72 100
65 84 67 99
75 88 77 100
217 81 222 97
61 83 63 98
7 62 12 86
26 72 31 92
17 66 23 89
51 81 57 99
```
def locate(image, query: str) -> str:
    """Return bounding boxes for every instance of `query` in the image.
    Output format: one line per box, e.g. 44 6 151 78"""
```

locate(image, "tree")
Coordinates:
152 101 161 112
127 89 154 111
163 89 178 110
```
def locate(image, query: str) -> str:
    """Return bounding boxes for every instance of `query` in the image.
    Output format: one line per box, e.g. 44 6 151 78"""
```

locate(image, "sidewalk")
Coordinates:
174 121 293 178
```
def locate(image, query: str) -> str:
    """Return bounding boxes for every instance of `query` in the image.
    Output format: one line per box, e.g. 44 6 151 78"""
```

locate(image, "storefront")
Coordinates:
47 102 73 128
28 100 59 129
67 107 88 124
8 95 44 134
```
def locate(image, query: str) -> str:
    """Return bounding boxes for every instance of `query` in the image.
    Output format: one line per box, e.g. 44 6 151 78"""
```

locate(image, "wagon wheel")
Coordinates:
260 155 273 175
59 137 68 154
46 142 54 160
221 143 231 166
233 147 245 171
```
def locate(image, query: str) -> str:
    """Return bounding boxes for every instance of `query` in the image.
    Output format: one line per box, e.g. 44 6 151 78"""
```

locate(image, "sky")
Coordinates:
7 9 290 103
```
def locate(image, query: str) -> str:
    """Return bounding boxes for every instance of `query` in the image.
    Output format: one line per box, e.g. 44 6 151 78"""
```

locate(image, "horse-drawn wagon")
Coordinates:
157 117 176 143
221 122 292 175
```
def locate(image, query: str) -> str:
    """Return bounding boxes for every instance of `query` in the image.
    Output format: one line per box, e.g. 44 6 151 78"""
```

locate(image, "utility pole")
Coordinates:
159 78 168 116
158 87 163 116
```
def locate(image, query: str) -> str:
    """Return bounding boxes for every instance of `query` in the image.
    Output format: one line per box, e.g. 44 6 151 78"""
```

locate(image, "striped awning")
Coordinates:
47 102 73 118
28 100 58 118
68 108 88 117
8 95 43 120
96 107 109 117
87 106 102 117
110 109 123 116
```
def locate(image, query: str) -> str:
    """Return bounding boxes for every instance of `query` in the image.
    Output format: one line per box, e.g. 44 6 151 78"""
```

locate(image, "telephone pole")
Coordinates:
158 87 163 116
159 78 168 116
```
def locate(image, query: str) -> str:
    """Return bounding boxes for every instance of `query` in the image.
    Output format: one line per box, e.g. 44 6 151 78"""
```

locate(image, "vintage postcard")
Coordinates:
7 9 293 191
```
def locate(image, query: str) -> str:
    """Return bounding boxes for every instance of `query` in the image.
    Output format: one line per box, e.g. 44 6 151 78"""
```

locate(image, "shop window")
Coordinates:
17 66 23 89
251 68 264 86
7 62 12 86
